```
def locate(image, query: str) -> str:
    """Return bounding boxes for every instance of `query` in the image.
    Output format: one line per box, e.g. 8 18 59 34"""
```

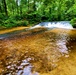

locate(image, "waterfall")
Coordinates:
31 21 73 29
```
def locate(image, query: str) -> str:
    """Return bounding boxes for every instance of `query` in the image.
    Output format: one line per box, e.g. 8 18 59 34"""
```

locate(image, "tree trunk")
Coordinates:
3 0 8 16
20 5 22 15
33 0 36 11
28 0 29 11
16 0 19 14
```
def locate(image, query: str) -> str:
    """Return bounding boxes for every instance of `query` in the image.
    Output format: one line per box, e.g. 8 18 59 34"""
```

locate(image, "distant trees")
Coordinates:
2 0 8 16
0 0 75 18
0 0 76 28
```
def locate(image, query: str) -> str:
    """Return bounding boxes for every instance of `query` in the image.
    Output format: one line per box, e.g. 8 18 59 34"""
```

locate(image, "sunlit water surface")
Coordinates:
0 22 76 75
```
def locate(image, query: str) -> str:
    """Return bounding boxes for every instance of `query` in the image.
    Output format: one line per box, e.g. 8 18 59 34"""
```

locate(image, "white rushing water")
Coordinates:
31 21 73 29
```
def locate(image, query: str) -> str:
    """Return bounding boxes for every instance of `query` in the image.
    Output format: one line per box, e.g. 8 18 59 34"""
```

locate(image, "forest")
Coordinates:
0 0 76 29
0 0 76 75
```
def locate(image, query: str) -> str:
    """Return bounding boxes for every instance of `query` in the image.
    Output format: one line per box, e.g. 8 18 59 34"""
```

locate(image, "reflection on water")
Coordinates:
0 28 76 75
56 34 69 56
16 58 38 75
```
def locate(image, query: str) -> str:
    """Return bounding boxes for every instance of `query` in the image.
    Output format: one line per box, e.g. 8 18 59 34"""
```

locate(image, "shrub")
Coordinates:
0 19 3 24
70 18 76 28
16 20 29 26
0 13 5 19
25 12 42 24
9 15 22 21
0 14 29 28
4 19 17 28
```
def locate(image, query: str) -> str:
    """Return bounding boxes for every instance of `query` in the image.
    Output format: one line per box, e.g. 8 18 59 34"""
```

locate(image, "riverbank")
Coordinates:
0 26 29 34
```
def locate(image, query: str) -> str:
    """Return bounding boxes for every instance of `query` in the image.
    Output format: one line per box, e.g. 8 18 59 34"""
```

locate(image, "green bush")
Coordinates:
4 19 17 28
0 14 29 28
16 20 29 26
0 19 3 24
25 12 42 24
9 15 22 21
0 13 5 19
4 19 28 28
0 13 9 20
70 18 76 28
0 13 9 25
0 13 42 28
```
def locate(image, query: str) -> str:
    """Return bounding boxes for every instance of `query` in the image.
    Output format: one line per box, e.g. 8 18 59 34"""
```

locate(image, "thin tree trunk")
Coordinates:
20 5 22 15
33 0 36 11
28 0 29 11
16 0 19 14
3 0 8 16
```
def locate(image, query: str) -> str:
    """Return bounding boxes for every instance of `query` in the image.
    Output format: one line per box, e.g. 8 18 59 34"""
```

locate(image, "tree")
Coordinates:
2 0 8 16
33 0 36 11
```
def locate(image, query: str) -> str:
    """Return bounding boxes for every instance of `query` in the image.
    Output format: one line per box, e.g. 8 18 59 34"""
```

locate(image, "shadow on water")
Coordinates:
0 27 48 39
0 27 76 75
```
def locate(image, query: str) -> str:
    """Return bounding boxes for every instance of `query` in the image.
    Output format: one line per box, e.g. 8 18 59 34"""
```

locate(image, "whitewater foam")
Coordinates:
31 21 73 29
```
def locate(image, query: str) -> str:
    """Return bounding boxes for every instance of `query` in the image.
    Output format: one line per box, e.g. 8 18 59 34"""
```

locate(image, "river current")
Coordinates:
0 21 76 75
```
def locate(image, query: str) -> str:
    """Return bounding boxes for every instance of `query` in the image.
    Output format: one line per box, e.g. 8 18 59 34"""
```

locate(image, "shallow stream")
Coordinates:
0 21 76 75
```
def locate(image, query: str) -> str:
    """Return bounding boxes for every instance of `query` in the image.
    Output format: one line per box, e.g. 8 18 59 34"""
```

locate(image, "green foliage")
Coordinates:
9 15 22 21
0 14 29 28
70 18 76 28
0 0 76 28
0 13 5 19
16 20 29 26
4 18 16 28
26 12 41 23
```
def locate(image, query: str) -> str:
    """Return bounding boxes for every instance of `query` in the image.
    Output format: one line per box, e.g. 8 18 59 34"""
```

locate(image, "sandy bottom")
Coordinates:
0 27 76 75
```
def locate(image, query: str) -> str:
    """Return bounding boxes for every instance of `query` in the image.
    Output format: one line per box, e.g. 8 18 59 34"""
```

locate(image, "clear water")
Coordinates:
0 23 76 75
